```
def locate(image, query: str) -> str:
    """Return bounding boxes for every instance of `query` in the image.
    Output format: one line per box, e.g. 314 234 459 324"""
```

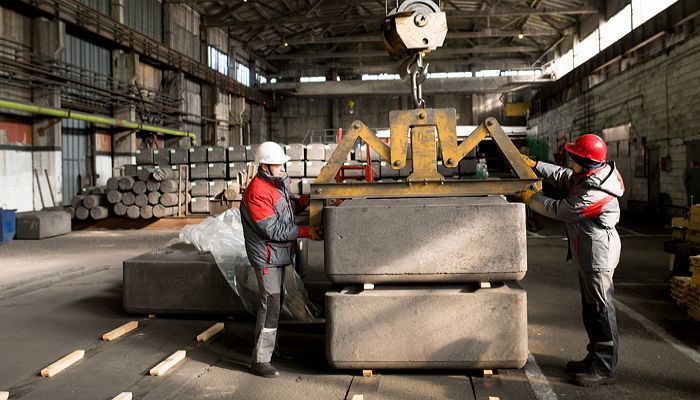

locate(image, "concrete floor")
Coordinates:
0 222 698 400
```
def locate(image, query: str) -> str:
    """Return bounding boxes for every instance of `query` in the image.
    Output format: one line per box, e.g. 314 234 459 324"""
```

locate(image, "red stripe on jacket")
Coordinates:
580 195 615 219
243 175 282 222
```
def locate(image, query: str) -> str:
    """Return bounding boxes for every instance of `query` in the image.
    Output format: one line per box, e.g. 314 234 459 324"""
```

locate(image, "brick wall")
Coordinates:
528 33 700 210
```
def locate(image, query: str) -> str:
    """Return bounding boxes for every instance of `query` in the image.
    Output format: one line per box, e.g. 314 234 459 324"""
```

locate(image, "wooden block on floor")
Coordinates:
196 322 224 342
488 397 501 400
41 350 85 377
480 282 492 289
345 375 381 400
0 391 8 400
362 369 373 377
483 369 494 377
351 396 364 400
363 284 374 290
112 392 132 400
148 314 156 319
150 350 186 376
103 321 138 341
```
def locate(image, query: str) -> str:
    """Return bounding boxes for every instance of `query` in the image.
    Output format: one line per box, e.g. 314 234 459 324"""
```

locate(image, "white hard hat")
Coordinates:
255 141 290 165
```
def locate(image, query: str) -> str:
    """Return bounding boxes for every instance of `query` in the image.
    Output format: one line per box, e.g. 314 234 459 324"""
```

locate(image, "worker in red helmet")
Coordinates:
515 134 625 387
240 141 321 378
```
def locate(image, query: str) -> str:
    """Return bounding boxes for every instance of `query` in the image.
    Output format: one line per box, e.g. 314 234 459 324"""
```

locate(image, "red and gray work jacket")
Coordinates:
529 161 625 271
241 169 310 268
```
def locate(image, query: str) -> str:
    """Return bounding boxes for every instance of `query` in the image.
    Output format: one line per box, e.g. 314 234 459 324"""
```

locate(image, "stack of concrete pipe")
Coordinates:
323 196 528 370
70 186 109 221
105 166 191 219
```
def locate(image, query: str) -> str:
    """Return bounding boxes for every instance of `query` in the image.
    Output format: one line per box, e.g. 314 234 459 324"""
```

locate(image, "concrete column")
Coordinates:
162 71 192 147
31 17 65 210
112 50 138 167
110 0 125 24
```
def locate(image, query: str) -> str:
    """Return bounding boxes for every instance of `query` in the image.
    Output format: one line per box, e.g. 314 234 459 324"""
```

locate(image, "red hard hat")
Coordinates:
565 134 607 163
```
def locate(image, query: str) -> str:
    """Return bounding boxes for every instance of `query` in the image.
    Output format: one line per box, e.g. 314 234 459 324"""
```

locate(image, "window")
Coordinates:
300 76 327 82
632 0 678 29
552 48 574 79
236 63 250 87
207 46 229 76
361 73 400 80
475 70 500 77
256 73 268 85
600 5 632 50
574 29 600 67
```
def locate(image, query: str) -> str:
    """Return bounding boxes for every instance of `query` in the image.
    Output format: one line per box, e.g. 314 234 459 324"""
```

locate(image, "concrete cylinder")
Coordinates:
107 177 120 190
71 195 85 209
121 191 135 206
146 179 160 192
118 176 135 191
114 202 127 216
75 207 90 220
160 179 178 193
137 167 154 181
107 190 122 204
148 191 161 205
153 204 175 218
159 192 184 207
140 205 153 219
82 195 103 209
134 193 148 207
133 180 147 194
126 205 140 219
90 206 109 220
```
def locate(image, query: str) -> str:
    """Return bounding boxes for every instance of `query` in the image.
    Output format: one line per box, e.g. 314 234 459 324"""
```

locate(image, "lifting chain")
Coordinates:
400 52 429 109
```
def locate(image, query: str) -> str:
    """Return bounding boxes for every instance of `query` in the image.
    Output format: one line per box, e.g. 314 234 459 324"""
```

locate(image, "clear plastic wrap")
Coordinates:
178 208 319 322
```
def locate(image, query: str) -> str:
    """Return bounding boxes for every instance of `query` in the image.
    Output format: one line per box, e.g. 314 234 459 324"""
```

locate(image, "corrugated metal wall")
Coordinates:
60 34 111 111
183 77 202 142
125 0 163 43
79 0 109 15
61 119 88 205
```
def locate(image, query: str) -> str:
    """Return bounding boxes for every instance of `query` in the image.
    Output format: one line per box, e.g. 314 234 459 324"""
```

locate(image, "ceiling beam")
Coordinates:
277 59 537 76
259 76 552 96
204 6 598 28
266 46 542 60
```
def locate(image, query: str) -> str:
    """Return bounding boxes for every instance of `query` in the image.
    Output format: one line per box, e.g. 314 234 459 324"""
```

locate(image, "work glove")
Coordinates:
513 190 537 205
299 226 323 241
521 154 537 168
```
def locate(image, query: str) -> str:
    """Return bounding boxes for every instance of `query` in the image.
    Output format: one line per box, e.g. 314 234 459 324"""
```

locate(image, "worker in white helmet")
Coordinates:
240 141 321 378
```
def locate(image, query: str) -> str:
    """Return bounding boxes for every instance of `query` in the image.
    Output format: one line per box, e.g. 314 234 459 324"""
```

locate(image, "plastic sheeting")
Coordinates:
178 209 319 322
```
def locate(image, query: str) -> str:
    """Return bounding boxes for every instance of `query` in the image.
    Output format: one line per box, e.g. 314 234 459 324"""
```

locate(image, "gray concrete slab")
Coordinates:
324 197 527 283
326 282 528 369
15 209 71 239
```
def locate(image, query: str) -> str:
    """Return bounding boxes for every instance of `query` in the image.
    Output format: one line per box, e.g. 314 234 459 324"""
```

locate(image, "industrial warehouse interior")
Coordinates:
0 0 699 399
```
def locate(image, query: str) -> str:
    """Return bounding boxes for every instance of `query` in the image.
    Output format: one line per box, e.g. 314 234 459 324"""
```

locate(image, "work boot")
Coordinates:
573 372 617 387
565 355 593 373
250 362 280 378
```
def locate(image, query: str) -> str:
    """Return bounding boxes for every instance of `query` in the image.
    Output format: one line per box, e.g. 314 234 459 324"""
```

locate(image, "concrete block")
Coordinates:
301 178 315 194
190 163 208 179
306 143 326 160
208 180 226 197
123 243 246 314
326 282 527 369
207 147 227 162
228 162 247 181
341 161 366 178
324 197 527 283
305 161 325 177
152 149 170 165
123 164 138 176
190 180 209 197
207 162 227 179
190 197 210 213
15 209 71 239
227 146 247 162
324 144 351 161
297 238 324 276
285 143 305 160
289 178 301 195
135 149 153 165
245 144 260 161
188 147 207 163
287 161 305 178
169 148 189 164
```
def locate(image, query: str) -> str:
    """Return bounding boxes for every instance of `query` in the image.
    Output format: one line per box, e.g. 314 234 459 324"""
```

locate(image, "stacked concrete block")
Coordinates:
227 146 247 162
190 180 209 197
207 163 227 179
152 149 170 165
305 161 324 178
190 197 210 213
71 188 108 221
289 178 302 195
306 143 326 160
135 148 154 165
16 209 72 239
207 147 227 162
301 178 314 195
245 144 260 161
323 196 529 369
169 148 189 164
228 162 247 181
285 143 305 160
190 163 208 179
287 160 305 178
208 180 226 198
189 147 208 163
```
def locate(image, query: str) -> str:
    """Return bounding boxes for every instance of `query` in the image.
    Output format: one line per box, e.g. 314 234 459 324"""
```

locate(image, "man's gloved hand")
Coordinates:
299 226 323 241
513 190 537 205
521 154 537 168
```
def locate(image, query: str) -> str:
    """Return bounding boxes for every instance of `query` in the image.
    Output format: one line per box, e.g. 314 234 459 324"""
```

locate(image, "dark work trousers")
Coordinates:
578 266 618 376
252 265 286 364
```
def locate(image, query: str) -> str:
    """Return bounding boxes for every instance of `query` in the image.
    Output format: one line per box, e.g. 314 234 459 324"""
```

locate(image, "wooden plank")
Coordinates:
480 282 492 289
150 350 186 376
196 322 224 342
471 372 508 400
345 375 381 400
102 321 138 341
362 370 373 377
0 391 8 400
41 350 85 377
112 393 133 400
